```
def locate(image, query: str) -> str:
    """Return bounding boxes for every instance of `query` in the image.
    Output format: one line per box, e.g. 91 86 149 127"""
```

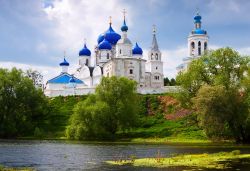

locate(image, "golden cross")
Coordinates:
153 24 156 33
64 50 66 57
122 9 126 20
196 7 200 15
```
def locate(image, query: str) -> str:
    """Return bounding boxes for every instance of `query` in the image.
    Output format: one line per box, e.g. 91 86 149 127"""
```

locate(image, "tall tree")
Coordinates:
0 68 49 138
66 76 139 139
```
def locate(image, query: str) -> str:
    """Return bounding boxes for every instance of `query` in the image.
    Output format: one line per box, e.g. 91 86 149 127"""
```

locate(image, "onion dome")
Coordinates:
59 58 69 66
69 76 76 83
97 23 121 45
98 38 112 50
132 42 143 55
97 33 105 44
105 25 121 45
79 43 91 56
121 20 128 32
194 13 202 23
193 28 206 34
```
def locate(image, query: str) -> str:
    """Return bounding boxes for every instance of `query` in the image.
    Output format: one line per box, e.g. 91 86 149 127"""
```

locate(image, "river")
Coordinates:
0 140 250 171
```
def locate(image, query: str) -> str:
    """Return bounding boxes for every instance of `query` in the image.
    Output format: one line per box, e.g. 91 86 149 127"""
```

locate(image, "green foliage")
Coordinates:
34 127 44 138
193 85 249 141
176 48 250 142
66 76 139 140
164 77 176 86
176 48 249 98
0 68 49 138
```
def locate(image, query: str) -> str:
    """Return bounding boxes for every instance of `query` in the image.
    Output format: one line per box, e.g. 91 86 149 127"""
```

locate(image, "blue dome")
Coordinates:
79 43 91 56
97 33 105 44
105 25 121 45
98 38 112 50
193 28 206 34
121 20 128 32
59 58 69 66
194 14 202 23
97 25 121 45
69 76 76 83
132 42 143 55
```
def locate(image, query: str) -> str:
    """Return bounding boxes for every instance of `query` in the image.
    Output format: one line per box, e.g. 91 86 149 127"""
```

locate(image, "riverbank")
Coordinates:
0 166 34 171
106 150 250 169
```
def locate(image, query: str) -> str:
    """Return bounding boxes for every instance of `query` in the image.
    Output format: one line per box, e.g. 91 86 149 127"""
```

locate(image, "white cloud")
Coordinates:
43 0 132 58
0 61 59 84
161 47 187 78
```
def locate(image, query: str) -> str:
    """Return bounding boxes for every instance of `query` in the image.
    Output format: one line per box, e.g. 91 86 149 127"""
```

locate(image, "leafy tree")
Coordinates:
26 69 43 89
176 48 249 97
176 47 250 142
66 76 139 139
193 85 249 141
0 68 49 138
164 77 170 86
170 78 176 86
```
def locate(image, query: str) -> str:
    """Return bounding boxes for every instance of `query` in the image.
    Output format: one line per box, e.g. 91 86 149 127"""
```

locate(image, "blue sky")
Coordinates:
0 0 250 81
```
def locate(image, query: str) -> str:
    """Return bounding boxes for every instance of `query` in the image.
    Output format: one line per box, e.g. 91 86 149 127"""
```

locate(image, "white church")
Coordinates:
44 13 165 97
177 11 208 71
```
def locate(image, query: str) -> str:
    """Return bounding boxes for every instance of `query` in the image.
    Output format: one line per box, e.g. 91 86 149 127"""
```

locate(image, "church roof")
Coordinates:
79 43 91 56
47 73 84 84
151 32 159 51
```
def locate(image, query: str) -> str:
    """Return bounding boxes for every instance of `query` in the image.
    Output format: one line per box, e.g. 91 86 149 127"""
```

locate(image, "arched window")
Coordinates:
86 59 89 66
190 42 195 56
156 53 158 60
129 69 133 74
119 49 122 54
107 53 109 59
198 41 201 56
204 42 207 51
151 53 153 60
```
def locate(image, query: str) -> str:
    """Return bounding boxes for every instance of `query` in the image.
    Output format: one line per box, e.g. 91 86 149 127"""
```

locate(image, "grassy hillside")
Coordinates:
33 94 206 142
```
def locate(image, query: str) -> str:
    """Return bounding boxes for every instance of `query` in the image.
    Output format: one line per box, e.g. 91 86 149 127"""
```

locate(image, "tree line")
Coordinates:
176 47 250 142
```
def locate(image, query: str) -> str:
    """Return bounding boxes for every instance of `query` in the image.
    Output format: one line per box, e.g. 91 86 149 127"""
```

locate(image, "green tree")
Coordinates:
176 48 249 97
176 47 250 142
0 68 49 138
164 77 170 86
66 76 139 140
193 85 249 142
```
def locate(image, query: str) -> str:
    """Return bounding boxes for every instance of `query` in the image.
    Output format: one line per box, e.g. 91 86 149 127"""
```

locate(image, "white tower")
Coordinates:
188 11 208 58
147 25 164 88
116 10 133 58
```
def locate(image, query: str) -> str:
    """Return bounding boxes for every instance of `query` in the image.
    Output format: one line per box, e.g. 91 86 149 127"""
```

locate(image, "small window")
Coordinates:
107 53 109 59
86 59 89 66
156 67 158 70
120 49 122 54
198 41 201 56
130 69 133 74
156 53 158 60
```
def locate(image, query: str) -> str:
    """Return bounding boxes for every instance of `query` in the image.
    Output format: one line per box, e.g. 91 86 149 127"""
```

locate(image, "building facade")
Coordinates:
44 14 164 97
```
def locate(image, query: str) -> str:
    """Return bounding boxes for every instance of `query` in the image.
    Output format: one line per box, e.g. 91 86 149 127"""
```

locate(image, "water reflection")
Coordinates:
0 140 250 171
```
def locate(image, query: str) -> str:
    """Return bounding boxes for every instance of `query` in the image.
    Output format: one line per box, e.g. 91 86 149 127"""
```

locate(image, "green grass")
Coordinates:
106 150 250 169
0 165 34 171
117 114 208 144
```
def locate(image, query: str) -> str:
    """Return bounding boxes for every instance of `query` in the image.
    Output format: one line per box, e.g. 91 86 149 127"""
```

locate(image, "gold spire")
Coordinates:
109 16 112 25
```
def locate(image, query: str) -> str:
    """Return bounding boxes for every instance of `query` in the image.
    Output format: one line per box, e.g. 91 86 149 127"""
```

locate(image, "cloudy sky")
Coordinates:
0 0 250 82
